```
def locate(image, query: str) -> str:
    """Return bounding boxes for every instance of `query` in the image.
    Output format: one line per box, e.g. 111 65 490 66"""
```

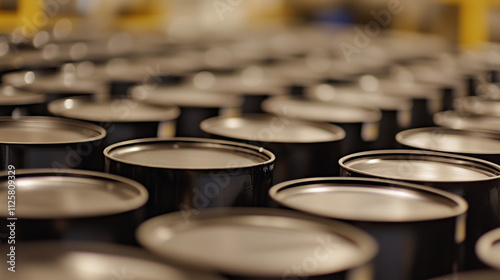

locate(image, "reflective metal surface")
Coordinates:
0 86 45 116
49 96 179 146
0 169 148 244
137 207 377 280
105 138 274 216
476 227 500 271
0 241 227 280
269 177 467 280
396 127 500 164
339 150 500 270
201 114 345 183
0 116 106 170
434 110 500 133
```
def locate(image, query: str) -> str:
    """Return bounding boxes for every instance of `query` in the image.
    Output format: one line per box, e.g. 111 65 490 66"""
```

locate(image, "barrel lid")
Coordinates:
2 70 105 94
428 270 500 280
105 137 274 169
0 116 106 144
476 228 500 271
130 85 242 108
307 83 412 111
136 208 377 278
396 127 500 155
269 177 467 222
455 96 500 117
0 241 226 280
0 85 45 105
189 66 288 95
434 111 500 133
262 95 382 124
339 150 500 182
201 114 345 143
48 96 180 122
0 169 147 218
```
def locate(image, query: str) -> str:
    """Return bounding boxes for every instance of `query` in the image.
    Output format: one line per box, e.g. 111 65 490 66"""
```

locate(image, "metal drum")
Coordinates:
262 95 381 156
396 127 500 165
0 86 45 116
137 208 377 280
48 96 180 146
130 85 242 137
434 110 500 133
339 149 500 270
105 138 274 216
200 114 345 183
476 227 500 271
0 169 147 244
454 96 500 117
306 83 412 149
0 241 227 279
269 177 468 280
0 116 106 171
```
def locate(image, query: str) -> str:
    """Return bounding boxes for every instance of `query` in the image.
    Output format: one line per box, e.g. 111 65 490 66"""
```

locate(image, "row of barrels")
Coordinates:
2 25 500 279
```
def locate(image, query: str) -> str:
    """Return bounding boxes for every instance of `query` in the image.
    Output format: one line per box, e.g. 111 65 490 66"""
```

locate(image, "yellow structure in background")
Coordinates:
112 0 169 33
0 0 41 34
436 0 500 48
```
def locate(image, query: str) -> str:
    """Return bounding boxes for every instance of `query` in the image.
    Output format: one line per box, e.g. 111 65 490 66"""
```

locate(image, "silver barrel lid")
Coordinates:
130 85 242 108
48 96 180 123
396 127 500 155
476 227 500 271
2 70 106 94
0 116 106 144
136 207 377 278
0 241 227 280
0 86 45 106
105 137 274 169
339 150 500 182
200 114 345 143
269 177 467 222
262 95 382 124
0 169 147 218
454 96 500 117
434 111 500 133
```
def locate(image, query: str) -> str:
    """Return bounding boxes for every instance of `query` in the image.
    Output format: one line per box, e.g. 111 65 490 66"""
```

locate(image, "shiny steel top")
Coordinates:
0 86 45 106
0 241 226 280
49 96 180 122
476 228 500 271
201 114 345 143
454 96 500 117
105 138 274 169
0 116 106 144
269 177 467 222
136 208 377 278
396 127 500 154
262 95 381 124
434 111 500 133
340 150 500 182
0 169 147 218
130 85 242 108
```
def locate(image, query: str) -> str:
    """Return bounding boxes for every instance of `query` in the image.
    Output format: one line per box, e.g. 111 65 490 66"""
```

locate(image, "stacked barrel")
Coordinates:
2 24 500 280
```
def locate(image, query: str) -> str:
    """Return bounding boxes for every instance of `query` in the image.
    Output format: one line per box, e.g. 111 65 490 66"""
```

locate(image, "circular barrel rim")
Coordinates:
476 227 500 270
104 137 275 170
0 168 148 219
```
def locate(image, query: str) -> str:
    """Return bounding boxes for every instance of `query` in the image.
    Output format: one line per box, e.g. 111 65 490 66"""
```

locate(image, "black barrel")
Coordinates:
201 114 345 183
0 241 227 279
137 207 377 280
0 169 148 244
269 177 467 280
339 149 500 270
105 138 274 217
48 96 180 146
130 85 242 137
0 85 45 116
262 95 381 156
0 116 106 171
396 127 500 165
